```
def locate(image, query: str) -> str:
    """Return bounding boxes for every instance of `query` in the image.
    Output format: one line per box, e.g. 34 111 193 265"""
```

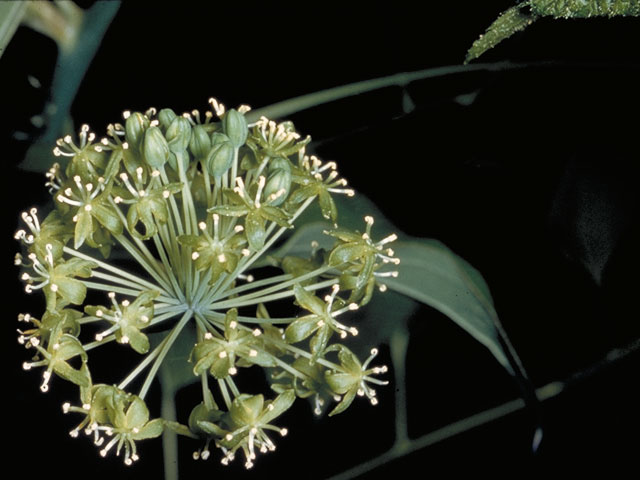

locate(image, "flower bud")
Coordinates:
264 157 292 206
158 108 177 131
222 109 248 148
166 116 192 154
205 132 234 178
125 112 149 151
189 124 211 160
143 126 170 168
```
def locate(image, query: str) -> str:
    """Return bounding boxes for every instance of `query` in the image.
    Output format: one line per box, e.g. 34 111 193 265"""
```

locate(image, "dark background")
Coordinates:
4 1 640 478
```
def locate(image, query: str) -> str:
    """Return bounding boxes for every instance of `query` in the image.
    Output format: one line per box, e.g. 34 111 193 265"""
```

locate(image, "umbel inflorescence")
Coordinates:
14 99 398 469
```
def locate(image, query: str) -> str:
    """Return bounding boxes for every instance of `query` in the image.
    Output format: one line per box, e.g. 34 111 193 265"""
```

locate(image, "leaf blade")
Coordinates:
380 239 514 374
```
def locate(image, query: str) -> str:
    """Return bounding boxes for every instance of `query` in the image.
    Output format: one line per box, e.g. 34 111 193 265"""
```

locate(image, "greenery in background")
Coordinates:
465 0 640 63
6 1 639 479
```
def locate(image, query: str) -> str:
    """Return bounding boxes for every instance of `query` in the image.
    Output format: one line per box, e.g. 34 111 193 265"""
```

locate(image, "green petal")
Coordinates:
54 334 87 361
125 396 150 429
196 420 227 437
208 204 249 217
328 387 357 416
325 372 357 395
240 347 276 368
293 283 326 316
120 327 150 354
230 394 264 426
91 202 123 234
329 242 368 266
245 209 266 251
287 184 318 205
210 356 233 379
338 346 362 373
259 389 295 424
309 325 331 358
176 234 202 248
74 210 93 249
133 418 164 440
55 257 97 278
260 205 291 228
318 189 337 222
54 361 91 388
284 315 321 344
54 277 87 306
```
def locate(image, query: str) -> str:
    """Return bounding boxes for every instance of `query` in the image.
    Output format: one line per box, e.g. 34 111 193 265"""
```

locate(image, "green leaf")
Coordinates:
465 3 538 64
273 190 514 374
155 323 200 394
380 240 513 374
0 1 27 60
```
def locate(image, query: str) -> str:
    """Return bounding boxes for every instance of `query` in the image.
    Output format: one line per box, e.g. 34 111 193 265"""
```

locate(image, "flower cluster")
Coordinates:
14 99 398 469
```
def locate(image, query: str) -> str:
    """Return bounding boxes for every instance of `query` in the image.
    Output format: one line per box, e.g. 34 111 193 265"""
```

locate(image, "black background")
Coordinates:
4 1 640 478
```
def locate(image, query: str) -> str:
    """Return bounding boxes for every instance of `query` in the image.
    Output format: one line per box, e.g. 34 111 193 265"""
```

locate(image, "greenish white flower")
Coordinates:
14 98 398 469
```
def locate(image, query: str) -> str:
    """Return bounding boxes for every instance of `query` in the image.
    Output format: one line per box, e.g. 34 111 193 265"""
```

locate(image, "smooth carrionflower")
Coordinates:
14 98 398 470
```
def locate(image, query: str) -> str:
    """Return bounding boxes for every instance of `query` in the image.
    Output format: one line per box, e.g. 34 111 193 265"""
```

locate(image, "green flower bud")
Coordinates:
189 124 212 160
264 157 292 206
222 108 248 148
158 108 177 131
188 402 223 436
166 116 192 154
143 126 170 168
205 132 234 178
125 112 149 151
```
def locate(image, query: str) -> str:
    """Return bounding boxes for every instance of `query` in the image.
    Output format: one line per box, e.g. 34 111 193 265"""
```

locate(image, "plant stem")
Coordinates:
324 337 640 480
161 375 179 480
139 310 193 399
245 61 519 123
